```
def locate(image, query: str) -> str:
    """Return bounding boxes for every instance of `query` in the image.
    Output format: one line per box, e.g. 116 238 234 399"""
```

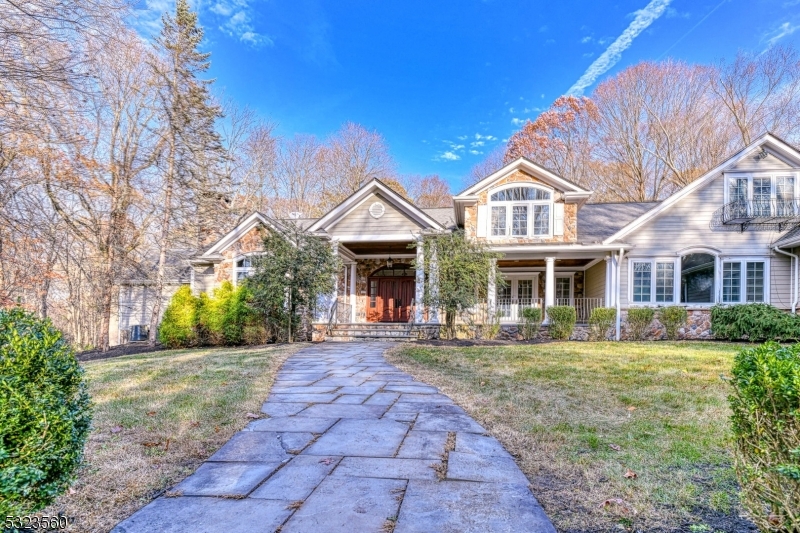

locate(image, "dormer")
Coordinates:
453 157 592 244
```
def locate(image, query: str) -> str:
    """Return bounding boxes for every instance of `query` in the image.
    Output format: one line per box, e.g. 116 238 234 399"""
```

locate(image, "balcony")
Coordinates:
717 199 800 231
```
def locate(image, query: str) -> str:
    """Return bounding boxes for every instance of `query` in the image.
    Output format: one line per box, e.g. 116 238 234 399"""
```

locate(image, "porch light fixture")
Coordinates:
386 257 394 268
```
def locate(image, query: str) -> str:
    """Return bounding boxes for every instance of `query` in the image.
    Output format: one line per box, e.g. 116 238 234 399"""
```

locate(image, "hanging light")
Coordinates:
386 257 394 268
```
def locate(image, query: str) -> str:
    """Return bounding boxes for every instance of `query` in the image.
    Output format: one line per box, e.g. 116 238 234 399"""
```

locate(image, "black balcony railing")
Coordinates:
717 199 800 231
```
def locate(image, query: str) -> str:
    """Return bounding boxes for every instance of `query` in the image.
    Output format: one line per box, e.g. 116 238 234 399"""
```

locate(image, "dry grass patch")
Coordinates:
38 344 298 532
387 342 756 533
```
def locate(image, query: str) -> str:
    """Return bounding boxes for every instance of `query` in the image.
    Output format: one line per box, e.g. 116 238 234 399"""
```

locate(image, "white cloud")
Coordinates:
457 135 467 140
583 52 595 58
437 151 461 161
764 21 800 48
581 35 592 43
567 0 672 95
511 118 526 126
508 107 515 113
132 0 271 47
469 150 483 155
471 141 485 147
485 135 497 141
666 7 690 18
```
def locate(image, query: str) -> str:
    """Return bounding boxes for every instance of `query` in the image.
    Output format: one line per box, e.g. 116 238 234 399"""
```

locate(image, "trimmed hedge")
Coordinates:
0 308 92 515
729 342 800 531
519 307 542 340
627 308 655 341
547 306 576 340
712 303 800 342
159 286 200 348
588 307 616 341
658 306 688 341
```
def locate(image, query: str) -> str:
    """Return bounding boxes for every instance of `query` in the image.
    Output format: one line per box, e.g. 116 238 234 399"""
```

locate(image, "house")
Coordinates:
113 132 800 343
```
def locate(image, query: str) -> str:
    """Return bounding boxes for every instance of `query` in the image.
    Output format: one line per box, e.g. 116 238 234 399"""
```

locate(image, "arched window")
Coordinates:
681 253 715 304
489 185 553 237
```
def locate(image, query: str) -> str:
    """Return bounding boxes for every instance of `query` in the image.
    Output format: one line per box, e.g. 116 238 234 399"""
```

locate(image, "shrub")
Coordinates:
0 308 92 515
548 306 576 340
588 307 616 341
626 308 655 341
711 303 800 342
158 286 200 348
519 307 542 340
729 342 800 531
658 306 688 340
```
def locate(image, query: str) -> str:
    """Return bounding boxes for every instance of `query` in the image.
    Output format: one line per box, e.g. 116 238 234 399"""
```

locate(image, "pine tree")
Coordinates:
148 0 228 345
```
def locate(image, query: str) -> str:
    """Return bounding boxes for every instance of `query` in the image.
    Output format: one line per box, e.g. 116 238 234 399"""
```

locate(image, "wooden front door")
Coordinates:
368 277 414 322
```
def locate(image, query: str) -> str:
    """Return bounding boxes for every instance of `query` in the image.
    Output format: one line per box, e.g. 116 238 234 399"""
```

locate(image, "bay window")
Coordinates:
489 185 553 237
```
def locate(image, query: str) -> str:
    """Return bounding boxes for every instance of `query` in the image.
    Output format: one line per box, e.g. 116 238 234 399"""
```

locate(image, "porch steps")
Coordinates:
326 323 418 342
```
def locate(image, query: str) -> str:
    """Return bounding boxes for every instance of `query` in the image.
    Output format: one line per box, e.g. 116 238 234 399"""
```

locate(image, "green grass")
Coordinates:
388 341 753 532
38 344 298 533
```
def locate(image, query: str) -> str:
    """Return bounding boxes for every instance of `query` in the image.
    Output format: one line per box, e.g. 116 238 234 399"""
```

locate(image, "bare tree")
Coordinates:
406 175 452 207
271 134 326 218
323 122 395 202
464 147 505 189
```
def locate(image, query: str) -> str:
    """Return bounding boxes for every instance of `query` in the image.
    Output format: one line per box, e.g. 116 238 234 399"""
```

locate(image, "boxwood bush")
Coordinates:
0 308 92 515
626 308 655 341
712 303 800 342
159 286 200 348
729 342 799 531
518 307 542 340
588 307 616 341
658 306 688 341
547 306 576 340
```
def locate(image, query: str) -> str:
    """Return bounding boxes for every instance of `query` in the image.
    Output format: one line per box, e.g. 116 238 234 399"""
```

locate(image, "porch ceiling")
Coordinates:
498 258 594 268
342 241 415 256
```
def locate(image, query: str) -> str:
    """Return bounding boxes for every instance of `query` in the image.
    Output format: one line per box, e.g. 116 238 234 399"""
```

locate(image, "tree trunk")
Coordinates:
149 152 174 347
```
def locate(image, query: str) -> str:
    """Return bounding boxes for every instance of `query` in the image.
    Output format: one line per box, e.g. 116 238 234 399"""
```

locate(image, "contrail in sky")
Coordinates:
567 0 673 95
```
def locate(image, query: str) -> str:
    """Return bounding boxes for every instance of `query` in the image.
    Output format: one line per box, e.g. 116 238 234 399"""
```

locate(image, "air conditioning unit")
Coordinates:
129 325 150 342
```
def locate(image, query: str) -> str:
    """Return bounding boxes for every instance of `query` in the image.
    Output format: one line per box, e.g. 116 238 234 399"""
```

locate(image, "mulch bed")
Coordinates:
77 343 167 362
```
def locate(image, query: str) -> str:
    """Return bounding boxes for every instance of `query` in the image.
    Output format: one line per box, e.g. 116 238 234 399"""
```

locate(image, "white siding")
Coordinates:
727 148 795 172
328 193 423 238
116 283 183 344
192 265 215 295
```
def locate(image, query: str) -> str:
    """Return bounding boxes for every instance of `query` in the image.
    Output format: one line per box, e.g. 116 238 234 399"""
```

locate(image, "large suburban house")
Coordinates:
113 133 800 343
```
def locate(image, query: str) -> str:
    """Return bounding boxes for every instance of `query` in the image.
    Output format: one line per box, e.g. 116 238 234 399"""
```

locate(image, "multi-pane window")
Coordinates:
777 176 795 216
369 280 377 308
491 206 506 236
655 263 674 302
632 262 652 303
746 262 765 302
512 206 528 236
753 178 771 216
497 283 512 301
533 205 550 235
555 277 571 301
722 261 766 303
722 262 741 303
489 185 552 237
518 279 533 301
729 177 748 219
235 257 254 283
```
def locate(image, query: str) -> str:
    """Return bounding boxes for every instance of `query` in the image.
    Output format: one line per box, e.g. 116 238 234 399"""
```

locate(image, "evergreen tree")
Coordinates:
148 0 228 345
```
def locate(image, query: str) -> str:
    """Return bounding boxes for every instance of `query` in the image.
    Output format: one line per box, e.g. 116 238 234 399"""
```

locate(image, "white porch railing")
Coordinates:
555 298 604 322
496 298 544 323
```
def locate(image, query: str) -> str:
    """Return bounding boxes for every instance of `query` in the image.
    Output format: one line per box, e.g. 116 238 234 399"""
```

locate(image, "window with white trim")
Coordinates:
722 260 766 303
235 256 255 284
725 173 800 217
489 185 553 237
631 260 676 303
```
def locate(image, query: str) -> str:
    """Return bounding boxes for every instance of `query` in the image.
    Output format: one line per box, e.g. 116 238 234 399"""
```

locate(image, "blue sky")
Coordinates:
134 0 800 189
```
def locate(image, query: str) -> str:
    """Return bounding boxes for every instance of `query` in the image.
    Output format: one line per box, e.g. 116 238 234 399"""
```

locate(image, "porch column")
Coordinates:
415 237 425 323
488 258 497 321
429 241 440 324
331 240 339 317
349 262 357 323
604 255 612 307
544 256 555 324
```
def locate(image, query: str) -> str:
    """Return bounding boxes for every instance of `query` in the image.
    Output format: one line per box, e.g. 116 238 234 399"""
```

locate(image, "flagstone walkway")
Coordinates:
113 342 555 533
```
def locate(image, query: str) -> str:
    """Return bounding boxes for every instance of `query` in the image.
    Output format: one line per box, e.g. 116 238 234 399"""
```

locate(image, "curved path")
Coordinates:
113 342 555 533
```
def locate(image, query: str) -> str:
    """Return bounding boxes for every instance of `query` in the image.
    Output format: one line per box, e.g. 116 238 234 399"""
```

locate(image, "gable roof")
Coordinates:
307 178 446 233
603 132 800 244
577 202 660 243
456 157 593 198
199 212 283 259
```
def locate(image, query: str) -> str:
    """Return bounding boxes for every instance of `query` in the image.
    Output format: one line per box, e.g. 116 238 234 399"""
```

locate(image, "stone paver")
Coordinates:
112 342 554 533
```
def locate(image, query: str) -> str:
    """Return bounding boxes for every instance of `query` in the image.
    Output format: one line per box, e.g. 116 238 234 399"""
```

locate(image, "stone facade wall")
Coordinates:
466 170 578 244
617 309 713 341
213 226 266 285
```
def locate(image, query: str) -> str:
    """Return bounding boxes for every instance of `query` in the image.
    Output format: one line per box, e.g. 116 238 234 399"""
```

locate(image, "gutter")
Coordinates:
615 247 625 340
773 245 798 313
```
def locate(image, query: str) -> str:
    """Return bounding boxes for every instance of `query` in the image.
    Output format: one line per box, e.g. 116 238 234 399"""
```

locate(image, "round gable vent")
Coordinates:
369 202 386 219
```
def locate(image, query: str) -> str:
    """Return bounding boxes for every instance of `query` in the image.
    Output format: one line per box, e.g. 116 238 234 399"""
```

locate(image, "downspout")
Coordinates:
773 245 798 313
615 247 625 340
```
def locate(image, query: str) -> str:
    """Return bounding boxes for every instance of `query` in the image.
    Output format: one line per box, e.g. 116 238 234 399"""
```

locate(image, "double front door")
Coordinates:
367 277 414 322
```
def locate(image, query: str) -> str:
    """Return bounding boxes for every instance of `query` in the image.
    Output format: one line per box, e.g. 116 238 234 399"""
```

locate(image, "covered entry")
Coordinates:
367 264 415 322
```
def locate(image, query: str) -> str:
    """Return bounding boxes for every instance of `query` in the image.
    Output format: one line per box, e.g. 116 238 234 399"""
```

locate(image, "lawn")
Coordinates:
387 341 756 533
38 344 298 533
